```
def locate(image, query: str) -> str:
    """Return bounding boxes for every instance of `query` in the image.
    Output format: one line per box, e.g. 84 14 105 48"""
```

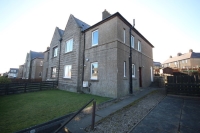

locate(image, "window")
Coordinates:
53 47 58 57
63 65 72 78
123 29 126 43
51 67 56 78
174 62 177 66
131 35 134 48
185 59 187 63
182 60 184 63
132 64 135 77
138 41 141 52
92 30 98 46
46 68 48 78
65 39 73 53
39 72 42 77
124 61 126 77
40 61 43 66
168 63 170 66
91 62 98 80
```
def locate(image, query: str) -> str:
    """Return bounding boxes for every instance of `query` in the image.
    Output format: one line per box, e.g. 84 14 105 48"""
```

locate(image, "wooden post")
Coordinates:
91 101 96 130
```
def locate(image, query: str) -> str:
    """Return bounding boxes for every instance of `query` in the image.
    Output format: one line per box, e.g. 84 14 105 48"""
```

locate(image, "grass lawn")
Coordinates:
0 89 111 133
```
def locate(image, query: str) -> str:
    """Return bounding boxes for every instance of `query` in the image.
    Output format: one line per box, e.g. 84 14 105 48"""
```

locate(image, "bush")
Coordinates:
0 77 11 84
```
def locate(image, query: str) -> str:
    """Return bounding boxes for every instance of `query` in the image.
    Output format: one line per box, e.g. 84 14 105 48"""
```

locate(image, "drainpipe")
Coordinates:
81 32 86 90
57 38 62 84
129 27 133 94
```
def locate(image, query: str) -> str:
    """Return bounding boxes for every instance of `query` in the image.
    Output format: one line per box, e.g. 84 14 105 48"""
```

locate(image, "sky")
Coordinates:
0 0 200 73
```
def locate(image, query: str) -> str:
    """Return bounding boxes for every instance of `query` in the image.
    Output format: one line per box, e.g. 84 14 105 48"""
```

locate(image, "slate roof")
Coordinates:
83 12 154 48
30 51 44 59
153 62 161 67
57 27 64 37
163 52 200 64
73 16 90 31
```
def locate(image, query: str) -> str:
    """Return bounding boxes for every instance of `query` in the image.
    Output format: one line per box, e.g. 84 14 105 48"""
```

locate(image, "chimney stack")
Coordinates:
169 55 172 58
133 19 135 27
102 9 111 20
177 53 182 56
189 49 193 53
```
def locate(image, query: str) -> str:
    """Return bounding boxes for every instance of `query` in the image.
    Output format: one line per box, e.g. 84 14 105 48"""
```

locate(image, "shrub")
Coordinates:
0 77 11 84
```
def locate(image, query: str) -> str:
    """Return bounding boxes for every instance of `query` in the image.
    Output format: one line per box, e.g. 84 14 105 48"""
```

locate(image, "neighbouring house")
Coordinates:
8 68 19 78
162 49 200 75
0 73 3 76
42 27 64 81
44 10 154 98
42 47 50 81
17 65 24 78
22 51 44 79
30 58 44 79
153 62 162 76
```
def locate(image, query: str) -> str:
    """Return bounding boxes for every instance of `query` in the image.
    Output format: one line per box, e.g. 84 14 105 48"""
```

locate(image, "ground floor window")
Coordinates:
91 62 98 80
63 65 72 78
132 64 135 77
51 67 56 78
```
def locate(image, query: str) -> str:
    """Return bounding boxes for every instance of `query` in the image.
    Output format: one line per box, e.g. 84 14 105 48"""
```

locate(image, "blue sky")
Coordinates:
0 0 200 73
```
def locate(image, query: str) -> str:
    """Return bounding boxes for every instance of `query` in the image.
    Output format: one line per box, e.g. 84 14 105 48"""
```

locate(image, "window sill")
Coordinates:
123 77 128 80
91 44 98 47
90 79 99 82
51 56 57 59
64 51 73 55
63 77 71 79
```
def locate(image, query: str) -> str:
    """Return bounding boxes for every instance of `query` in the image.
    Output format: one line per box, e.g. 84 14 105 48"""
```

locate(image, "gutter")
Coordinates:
81 32 86 90
129 27 133 94
57 38 62 84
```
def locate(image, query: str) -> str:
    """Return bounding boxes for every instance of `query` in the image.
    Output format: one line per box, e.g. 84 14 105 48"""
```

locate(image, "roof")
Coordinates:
163 52 200 64
73 16 90 31
83 12 154 48
57 27 64 37
153 62 161 66
30 51 44 59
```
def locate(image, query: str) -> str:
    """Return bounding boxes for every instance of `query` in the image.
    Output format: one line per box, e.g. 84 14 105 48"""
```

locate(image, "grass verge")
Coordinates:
0 89 110 133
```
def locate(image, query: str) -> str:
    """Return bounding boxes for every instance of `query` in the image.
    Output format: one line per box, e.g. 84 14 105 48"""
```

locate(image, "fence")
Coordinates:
0 81 58 95
10 78 42 83
165 75 200 96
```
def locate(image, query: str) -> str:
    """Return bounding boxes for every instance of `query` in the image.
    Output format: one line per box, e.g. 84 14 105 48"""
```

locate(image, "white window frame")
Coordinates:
132 64 135 78
131 35 134 48
124 61 126 77
123 29 126 43
91 62 98 80
65 38 73 53
63 65 72 79
138 41 141 52
185 59 187 63
53 47 58 57
92 30 98 46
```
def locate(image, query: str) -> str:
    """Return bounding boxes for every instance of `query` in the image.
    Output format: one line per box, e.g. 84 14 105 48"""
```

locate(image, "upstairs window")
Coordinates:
63 65 72 78
53 47 58 57
92 30 98 46
123 29 126 43
65 39 73 53
138 41 141 52
40 61 43 66
132 64 135 77
91 62 98 80
131 35 134 48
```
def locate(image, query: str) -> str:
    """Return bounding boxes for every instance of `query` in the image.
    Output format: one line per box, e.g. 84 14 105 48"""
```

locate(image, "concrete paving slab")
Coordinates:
130 96 200 133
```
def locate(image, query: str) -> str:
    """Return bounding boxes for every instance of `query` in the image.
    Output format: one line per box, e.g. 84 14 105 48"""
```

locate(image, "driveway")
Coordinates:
130 96 200 133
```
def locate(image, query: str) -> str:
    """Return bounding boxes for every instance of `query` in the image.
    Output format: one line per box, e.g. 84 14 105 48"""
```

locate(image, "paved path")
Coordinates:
65 88 157 133
130 96 200 133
